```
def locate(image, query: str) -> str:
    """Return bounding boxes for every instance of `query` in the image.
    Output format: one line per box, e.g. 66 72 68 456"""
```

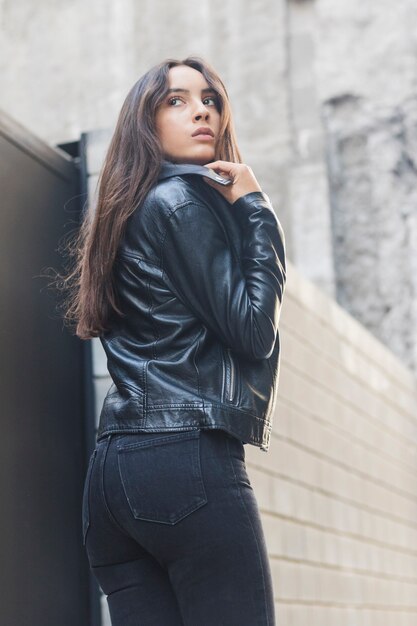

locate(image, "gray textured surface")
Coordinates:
3 0 416 371
313 0 417 370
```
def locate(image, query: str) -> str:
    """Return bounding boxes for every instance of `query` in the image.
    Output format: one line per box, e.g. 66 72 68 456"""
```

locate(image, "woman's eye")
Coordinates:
203 96 217 106
168 95 218 107
168 97 183 106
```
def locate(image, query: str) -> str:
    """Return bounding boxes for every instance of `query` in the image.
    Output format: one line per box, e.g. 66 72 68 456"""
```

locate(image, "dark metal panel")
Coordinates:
0 114 98 625
0 108 75 181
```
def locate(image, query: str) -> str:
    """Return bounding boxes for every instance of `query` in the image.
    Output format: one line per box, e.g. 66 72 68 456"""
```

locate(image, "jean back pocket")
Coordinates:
117 430 208 525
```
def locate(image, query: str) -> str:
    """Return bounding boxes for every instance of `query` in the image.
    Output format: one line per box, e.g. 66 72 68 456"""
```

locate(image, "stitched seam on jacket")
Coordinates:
193 328 204 412
117 250 160 268
143 403 271 423
146 274 160 360
96 425 266 446
159 200 231 275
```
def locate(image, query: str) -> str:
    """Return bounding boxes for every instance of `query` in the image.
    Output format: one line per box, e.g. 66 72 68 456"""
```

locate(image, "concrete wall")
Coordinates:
0 0 290 221
1 0 416 371
313 0 417 373
85 129 417 626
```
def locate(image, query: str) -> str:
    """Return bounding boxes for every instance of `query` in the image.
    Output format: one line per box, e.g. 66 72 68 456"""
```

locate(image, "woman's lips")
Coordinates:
192 134 214 141
192 127 214 137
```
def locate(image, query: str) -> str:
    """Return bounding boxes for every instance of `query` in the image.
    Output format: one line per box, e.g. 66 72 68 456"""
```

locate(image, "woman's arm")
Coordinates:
160 185 286 361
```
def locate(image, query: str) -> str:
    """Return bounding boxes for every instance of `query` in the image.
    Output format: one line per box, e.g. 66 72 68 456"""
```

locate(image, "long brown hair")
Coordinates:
62 56 242 339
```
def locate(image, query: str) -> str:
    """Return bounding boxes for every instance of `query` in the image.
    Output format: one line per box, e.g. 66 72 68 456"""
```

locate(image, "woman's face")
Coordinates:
155 65 221 166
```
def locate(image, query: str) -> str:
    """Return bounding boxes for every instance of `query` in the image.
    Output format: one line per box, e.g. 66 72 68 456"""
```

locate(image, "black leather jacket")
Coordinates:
96 160 286 452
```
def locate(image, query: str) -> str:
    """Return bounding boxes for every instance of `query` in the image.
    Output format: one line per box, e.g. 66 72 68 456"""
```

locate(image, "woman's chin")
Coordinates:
167 150 215 166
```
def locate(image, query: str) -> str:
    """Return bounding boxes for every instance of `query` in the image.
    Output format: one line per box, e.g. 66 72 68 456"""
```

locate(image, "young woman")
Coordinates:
73 56 286 625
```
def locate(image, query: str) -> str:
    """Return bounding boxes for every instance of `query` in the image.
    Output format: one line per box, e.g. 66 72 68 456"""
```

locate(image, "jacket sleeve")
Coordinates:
160 191 286 361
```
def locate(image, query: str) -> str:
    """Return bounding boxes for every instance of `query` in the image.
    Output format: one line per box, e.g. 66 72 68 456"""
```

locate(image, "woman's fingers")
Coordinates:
204 160 233 170
204 161 239 179
203 161 262 204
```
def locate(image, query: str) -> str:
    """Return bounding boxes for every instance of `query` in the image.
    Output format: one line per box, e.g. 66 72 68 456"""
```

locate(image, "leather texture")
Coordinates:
97 160 287 452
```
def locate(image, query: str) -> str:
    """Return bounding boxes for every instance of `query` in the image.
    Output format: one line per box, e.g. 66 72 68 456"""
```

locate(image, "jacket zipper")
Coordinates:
227 348 235 402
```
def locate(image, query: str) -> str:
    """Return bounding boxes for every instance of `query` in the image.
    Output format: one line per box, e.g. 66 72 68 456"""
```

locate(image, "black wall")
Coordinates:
0 113 98 626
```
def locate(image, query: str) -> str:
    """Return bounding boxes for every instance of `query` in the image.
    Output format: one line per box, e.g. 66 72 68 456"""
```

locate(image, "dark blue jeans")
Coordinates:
82 427 276 625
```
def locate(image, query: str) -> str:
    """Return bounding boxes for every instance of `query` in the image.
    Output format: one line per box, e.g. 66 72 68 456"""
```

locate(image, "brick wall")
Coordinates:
248 262 417 624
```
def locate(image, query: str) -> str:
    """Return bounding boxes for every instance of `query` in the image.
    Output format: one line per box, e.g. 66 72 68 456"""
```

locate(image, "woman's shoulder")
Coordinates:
142 173 210 219
128 161 228 239
122 174 215 258
148 161 226 213
124 175 206 248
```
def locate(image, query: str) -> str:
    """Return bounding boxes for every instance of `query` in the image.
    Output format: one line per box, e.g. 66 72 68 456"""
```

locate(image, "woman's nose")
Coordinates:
193 102 210 121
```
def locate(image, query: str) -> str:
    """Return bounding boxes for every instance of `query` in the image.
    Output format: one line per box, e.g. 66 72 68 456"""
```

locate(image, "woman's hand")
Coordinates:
203 160 262 205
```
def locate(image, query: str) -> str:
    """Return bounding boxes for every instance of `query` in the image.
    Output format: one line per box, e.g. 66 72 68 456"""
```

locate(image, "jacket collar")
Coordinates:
158 160 227 184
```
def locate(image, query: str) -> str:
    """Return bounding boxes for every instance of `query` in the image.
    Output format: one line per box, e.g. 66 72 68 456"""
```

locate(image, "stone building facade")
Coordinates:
1 0 416 369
